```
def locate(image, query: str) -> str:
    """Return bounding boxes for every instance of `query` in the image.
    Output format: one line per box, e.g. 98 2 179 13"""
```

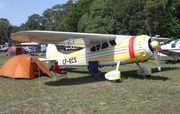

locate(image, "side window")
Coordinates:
96 44 101 51
90 46 96 52
172 44 176 48
109 40 116 46
90 41 114 51
101 42 109 49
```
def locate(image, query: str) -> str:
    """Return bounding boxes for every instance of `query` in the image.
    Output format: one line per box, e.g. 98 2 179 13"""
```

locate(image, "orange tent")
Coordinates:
0 54 52 79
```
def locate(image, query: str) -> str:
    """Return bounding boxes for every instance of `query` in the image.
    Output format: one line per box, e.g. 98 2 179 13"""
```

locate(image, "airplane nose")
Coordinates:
150 41 159 49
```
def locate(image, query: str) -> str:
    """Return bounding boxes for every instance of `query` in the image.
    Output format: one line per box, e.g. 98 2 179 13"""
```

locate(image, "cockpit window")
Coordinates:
90 46 96 52
102 42 109 49
96 44 101 51
90 44 101 52
109 40 116 46
90 40 115 52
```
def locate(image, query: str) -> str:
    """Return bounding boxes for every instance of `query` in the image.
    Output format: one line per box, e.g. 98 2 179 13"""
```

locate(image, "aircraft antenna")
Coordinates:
104 30 109 34
146 20 152 37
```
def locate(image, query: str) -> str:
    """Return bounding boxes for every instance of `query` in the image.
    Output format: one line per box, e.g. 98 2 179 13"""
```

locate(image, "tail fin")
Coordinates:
46 44 63 59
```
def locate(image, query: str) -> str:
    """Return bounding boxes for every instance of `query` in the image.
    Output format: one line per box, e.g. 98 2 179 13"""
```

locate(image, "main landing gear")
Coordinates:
105 62 152 82
105 61 121 82
136 63 152 77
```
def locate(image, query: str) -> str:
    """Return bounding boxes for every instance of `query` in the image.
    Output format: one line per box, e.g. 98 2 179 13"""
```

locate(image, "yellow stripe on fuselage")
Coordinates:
78 50 150 64
47 51 61 59
65 50 85 58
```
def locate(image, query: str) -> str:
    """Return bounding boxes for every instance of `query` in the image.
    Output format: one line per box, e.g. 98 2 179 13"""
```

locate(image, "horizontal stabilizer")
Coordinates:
38 58 56 62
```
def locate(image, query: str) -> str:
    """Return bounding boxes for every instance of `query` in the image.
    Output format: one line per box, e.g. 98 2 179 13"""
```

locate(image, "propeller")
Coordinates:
154 48 161 71
150 35 161 71
146 20 161 71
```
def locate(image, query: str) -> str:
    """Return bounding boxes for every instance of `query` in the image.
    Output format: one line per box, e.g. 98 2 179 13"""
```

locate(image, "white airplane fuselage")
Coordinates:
46 35 155 67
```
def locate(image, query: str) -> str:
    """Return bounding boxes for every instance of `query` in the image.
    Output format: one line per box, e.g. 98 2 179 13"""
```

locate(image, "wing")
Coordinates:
11 30 116 47
60 38 85 47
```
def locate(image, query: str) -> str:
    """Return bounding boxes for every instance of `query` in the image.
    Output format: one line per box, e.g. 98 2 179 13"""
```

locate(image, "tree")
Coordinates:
171 0 180 38
78 0 116 34
21 14 43 30
143 0 180 38
10 25 21 44
0 18 12 44
61 0 94 32
42 8 56 30
55 1 74 31
1 0 180 41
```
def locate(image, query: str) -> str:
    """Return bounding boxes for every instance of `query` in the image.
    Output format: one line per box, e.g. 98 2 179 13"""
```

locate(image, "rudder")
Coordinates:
46 44 62 59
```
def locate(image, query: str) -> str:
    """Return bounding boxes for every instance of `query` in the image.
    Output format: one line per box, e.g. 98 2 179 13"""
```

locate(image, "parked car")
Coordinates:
24 46 36 53
0 45 9 52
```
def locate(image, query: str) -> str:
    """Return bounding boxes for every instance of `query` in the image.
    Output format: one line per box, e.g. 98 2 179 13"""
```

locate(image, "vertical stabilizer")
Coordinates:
46 44 62 59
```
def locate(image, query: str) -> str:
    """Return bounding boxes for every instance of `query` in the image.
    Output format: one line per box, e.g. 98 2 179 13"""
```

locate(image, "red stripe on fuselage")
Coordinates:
129 36 136 58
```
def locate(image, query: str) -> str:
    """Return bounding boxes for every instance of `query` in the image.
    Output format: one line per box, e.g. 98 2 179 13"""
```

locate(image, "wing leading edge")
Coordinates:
11 30 117 46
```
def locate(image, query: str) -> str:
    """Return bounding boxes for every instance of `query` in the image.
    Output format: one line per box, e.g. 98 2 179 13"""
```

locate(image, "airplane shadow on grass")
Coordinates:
45 71 105 86
121 67 170 81
161 59 180 64
123 66 180 81
44 67 176 86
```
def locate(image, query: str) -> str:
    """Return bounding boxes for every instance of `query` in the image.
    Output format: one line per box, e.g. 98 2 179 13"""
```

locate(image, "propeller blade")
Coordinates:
154 50 161 71
152 36 171 42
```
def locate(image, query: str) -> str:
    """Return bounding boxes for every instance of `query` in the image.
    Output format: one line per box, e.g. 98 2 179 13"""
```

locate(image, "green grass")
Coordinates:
0 52 180 114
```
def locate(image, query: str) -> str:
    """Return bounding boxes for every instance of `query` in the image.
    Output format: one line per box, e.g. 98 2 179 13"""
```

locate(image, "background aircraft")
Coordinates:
157 38 180 62
11 30 161 81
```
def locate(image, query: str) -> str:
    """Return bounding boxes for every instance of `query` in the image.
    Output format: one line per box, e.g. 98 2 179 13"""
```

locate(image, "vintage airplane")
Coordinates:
10 30 161 81
157 38 180 62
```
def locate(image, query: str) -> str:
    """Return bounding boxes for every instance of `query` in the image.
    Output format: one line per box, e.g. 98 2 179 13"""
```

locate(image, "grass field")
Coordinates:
0 52 180 114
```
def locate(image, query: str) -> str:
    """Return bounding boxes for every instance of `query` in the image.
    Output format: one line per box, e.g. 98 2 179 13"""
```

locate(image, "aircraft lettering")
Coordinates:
62 57 77 65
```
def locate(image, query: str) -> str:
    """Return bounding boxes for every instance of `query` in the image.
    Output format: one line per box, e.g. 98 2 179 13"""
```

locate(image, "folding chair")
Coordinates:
88 61 101 80
52 61 67 80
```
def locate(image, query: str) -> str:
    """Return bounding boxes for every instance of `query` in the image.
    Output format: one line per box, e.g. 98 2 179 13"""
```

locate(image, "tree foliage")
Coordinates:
0 0 180 44
20 14 43 30
0 18 12 44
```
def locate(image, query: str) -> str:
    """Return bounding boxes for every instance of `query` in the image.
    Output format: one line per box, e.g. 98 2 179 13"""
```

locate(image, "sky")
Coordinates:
0 0 68 26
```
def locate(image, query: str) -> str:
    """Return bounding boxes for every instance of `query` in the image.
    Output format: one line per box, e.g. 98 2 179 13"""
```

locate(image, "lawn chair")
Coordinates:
52 61 67 80
88 61 101 80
